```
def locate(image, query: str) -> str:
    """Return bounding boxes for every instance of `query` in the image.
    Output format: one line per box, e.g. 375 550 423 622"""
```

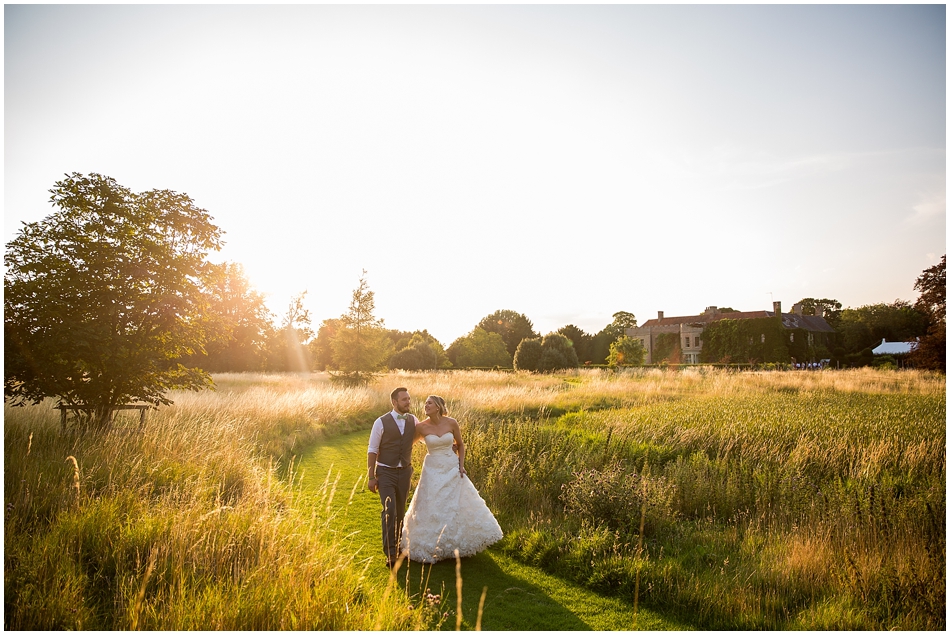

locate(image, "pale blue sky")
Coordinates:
5 4 946 345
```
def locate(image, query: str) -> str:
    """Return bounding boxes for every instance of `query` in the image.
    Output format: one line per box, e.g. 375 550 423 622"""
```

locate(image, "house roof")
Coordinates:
871 339 917 355
638 310 835 333
779 313 837 333
640 310 769 328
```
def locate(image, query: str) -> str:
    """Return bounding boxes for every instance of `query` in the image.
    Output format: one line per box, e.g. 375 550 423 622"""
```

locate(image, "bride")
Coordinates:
400 395 503 563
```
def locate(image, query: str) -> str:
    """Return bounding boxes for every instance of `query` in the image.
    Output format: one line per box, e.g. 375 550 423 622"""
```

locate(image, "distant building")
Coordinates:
871 338 918 356
627 301 836 364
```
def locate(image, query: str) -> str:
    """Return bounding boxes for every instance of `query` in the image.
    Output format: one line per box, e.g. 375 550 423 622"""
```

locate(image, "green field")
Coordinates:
299 429 681 630
4 368 945 629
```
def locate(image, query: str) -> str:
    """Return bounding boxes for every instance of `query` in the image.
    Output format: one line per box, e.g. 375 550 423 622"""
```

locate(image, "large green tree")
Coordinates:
607 311 638 334
909 255 946 371
913 255 946 322
557 324 593 363
795 298 843 329
329 272 393 384
590 311 638 364
476 310 538 357
4 173 223 428
310 318 342 371
448 327 512 368
196 262 273 372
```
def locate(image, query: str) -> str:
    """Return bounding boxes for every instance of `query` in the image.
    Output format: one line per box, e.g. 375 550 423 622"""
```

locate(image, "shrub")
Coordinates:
389 340 437 370
538 333 579 372
607 336 646 367
513 338 542 371
538 348 569 372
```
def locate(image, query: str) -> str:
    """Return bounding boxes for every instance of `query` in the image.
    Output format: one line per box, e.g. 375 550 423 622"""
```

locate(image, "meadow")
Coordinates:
4 367 945 629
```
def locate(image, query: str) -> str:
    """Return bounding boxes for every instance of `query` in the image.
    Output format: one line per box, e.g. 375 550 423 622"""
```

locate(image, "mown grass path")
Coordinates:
297 430 688 631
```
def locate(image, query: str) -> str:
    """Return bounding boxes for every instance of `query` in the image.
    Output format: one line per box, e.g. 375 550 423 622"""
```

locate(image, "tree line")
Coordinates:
194 263 646 378
4 174 944 426
194 265 945 375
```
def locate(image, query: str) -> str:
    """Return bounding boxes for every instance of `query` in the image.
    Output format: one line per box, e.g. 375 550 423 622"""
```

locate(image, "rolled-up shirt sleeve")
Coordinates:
367 417 384 455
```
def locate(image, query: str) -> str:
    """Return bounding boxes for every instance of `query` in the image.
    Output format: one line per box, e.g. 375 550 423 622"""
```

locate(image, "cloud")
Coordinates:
659 146 857 192
906 191 946 225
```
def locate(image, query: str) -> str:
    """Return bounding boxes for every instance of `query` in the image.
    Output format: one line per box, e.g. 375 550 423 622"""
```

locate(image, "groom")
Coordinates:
366 387 417 567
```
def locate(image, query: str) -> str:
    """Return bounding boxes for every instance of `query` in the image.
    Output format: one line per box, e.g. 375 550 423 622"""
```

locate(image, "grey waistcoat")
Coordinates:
377 413 415 467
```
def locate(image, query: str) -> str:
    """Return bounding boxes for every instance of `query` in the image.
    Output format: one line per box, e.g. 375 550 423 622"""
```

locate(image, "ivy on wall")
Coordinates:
652 332 681 363
785 327 833 363
699 317 790 364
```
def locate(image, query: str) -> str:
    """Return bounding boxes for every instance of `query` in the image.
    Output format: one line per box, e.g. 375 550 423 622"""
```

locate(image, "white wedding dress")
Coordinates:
401 433 503 563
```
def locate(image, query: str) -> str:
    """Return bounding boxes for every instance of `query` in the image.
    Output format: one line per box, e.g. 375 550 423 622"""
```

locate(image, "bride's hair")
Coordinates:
428 395 447 416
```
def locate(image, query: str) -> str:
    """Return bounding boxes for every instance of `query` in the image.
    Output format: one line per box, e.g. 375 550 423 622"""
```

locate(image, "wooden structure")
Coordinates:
55 404 151 433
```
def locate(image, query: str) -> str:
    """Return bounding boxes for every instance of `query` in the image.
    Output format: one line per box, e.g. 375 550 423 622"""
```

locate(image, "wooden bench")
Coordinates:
55 404 151 433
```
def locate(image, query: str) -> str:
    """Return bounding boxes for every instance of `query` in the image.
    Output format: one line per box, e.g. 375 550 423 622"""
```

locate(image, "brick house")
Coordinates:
626 301 836 364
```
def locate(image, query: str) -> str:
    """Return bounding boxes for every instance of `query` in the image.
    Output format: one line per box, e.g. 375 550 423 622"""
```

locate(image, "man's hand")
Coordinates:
367 452 379 494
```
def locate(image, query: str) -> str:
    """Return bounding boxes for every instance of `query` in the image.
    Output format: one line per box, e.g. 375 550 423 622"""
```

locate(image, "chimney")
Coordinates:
815 306 824 318
792 302 803 316
773 301 782 316
658 310 665 320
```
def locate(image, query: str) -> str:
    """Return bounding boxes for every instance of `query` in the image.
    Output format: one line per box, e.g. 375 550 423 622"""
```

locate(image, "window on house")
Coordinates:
761 334 766 344
685 336 690 348
790 333 794 343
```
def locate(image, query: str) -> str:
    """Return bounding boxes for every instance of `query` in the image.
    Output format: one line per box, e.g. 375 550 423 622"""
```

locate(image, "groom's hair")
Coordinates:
391 387 408 401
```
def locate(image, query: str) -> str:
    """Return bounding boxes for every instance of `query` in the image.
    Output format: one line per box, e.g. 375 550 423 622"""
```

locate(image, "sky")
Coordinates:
5 4 946 346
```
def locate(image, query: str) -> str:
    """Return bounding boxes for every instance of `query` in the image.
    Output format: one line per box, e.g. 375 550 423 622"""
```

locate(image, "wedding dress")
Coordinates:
401 433 503 563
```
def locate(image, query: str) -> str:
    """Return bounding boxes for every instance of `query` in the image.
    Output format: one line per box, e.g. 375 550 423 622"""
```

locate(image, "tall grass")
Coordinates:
3 384 430 630
452 369 946 630
167 372 388 458
5 367 944 630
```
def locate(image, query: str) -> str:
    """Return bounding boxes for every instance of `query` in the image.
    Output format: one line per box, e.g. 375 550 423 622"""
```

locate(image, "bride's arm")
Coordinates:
412 417 426 442
450 419 466 478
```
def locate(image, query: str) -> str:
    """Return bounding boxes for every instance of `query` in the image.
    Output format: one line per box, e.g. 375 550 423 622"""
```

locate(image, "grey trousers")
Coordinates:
376 465 412 562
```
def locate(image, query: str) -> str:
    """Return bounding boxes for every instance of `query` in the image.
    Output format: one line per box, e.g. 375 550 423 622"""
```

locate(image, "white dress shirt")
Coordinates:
367 410 414 468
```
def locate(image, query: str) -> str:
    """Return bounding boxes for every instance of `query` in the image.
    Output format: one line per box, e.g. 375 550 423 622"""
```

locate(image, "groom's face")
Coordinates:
393 390 411 414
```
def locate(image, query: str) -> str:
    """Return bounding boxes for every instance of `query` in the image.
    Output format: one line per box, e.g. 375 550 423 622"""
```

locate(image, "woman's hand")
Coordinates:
459 466 467 478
